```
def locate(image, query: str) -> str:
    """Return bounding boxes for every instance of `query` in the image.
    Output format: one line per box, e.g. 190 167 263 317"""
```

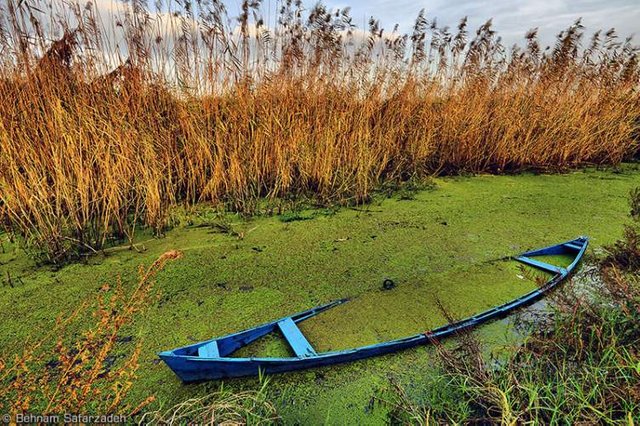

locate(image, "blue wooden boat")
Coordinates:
160 236 588 382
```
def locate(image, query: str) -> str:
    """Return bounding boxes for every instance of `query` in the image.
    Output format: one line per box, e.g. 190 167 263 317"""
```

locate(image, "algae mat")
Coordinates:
0 166 638 423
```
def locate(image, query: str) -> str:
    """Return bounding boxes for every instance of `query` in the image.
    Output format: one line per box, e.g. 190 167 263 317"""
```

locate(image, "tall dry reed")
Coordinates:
0 0 639 261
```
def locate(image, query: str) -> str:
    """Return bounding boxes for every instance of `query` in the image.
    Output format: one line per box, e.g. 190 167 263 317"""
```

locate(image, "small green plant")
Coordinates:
278 211 314 223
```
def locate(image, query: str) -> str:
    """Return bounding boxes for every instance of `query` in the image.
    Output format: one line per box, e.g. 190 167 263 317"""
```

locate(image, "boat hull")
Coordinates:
160 338 426 381
160 236 588 383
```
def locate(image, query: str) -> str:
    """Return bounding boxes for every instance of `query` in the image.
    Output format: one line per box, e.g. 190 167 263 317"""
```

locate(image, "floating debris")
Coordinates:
382 278 396 290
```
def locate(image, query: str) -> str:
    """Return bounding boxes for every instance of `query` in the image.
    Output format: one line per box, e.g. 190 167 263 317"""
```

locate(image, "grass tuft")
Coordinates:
140 377 279 425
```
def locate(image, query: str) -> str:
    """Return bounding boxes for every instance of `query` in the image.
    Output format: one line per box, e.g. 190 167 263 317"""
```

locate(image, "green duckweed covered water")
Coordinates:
0 165 638 423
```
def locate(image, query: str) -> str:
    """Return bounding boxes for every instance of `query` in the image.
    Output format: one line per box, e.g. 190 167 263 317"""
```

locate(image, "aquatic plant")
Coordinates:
0 0 639 261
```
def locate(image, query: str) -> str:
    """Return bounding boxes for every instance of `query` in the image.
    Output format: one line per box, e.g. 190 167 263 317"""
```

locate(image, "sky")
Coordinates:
297 0 639 48
38 0 638 60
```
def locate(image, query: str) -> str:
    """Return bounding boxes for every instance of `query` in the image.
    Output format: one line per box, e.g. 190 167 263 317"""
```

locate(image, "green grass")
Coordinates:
1 164 639 423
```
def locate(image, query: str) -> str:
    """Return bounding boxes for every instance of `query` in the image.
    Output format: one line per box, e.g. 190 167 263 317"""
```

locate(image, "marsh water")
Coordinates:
1 165 638 423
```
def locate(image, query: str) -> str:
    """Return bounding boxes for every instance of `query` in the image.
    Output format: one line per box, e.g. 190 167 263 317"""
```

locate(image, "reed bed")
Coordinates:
0 0 639 261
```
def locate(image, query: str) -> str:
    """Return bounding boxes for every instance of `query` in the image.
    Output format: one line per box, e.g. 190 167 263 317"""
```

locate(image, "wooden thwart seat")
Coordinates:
277 317 317 357
564 242 583 251
198 341 220 358
515 256 566 274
